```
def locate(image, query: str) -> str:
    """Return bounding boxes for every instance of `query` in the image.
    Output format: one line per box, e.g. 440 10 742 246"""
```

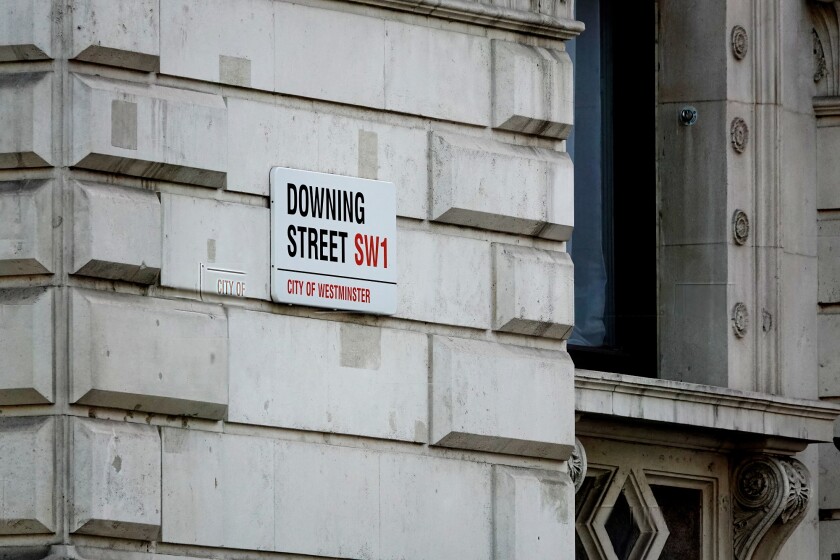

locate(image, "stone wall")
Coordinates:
0 0 579 557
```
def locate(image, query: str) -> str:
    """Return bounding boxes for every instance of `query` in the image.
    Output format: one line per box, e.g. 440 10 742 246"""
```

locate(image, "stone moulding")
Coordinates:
733 455 810 560
575 370 840 443
345 0 585 39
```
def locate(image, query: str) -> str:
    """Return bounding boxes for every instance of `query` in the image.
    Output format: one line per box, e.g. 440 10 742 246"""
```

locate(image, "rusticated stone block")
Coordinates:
275 3 386 108
492 40 573 138
494 466 574 559
431 335 574 459
396 229 491 329
273 440 380 557
226 98 428 218
493 243 574 339
385 22 490 125
0 180 53 276
0 73 52 168
71 0 159 71
430 132 573 240
162 429 276 550
161 0 274 90
378 452 492 560
161 193 269 300
72 418 161 540
71 74 227 188
73 182 161 284
162 429 493 559
0 0 52 61
228 308 428 442
0 288 53 405
0 416 54 535
70 289 228 418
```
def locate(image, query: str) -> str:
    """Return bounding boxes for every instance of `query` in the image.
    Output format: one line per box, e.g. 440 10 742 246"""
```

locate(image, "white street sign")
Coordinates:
270 167 397 314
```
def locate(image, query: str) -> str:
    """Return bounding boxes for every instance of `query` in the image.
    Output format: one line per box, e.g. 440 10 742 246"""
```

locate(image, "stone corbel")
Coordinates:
732 455 810 560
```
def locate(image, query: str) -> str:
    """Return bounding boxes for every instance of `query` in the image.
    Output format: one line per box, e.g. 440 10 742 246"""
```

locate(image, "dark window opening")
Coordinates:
568 0 657 377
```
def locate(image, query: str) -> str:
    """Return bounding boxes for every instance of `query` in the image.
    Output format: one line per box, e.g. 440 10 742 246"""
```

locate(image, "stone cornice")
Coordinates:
345 0 585 39
814 95 840 116
575 370 840 444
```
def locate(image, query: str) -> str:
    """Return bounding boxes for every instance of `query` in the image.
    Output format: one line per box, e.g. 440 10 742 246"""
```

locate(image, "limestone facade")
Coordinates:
0 0 838 559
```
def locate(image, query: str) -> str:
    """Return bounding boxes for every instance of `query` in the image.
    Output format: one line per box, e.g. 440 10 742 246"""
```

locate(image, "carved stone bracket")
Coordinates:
570 437 587 493
733 455 811 560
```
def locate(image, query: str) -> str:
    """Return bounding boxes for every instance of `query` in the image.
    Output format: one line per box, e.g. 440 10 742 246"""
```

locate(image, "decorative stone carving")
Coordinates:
731 25 748 60
730 118 749 153
570 437 587 493
814 28 828 82
762 309 773 332
810 1 840 96
732 209 750 245
732 302 749 338
733 455 810 560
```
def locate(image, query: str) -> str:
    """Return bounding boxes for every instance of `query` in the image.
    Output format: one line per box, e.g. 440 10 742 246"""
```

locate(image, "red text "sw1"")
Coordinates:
354 234 388 268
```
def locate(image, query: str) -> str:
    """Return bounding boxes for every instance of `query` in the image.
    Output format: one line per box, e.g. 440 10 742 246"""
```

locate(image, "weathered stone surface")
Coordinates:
228 309 428 442
273 440 380 558
71 0 159 71
779 110 817 258
658 0 726 103
493 243 574 338
818 124 840 211
430 132 573 240
161 193 269 300
0 0 52 61
492 40 573 138
71 74 227 188
162 429 275 550
379 452 492 560
0 288 53 405
396 229 491 329
819 311 840 398
73 182 161 284
385 22 490 125
0 416 54 535
70 289 228 418
275 3 385 108
162 429 494 559
779 251 818 399
160 0 274 90
226 98 428 218
494 466 573 559
0 73 52 169
658 243 729 387
72 418 161 540
431 335 574 459
819 441 840 510
821 519 840 559
0 180 53 276
819 216 840 304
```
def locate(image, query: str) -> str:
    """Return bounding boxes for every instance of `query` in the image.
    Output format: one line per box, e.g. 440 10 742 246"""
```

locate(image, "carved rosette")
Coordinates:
733 456 811 560
731 25 748 59
732 302 749 338
730 118 749 153
570 437 588 493
732 210 750 245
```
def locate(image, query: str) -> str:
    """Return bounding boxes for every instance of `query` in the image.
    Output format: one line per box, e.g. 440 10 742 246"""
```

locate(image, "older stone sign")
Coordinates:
270 167 397 314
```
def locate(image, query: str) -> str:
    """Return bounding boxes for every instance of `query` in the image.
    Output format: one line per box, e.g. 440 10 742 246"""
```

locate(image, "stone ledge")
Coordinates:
344 0 584 40
575 370 840 443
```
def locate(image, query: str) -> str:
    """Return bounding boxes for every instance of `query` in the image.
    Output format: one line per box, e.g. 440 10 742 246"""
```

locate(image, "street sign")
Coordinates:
270 167 397 314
